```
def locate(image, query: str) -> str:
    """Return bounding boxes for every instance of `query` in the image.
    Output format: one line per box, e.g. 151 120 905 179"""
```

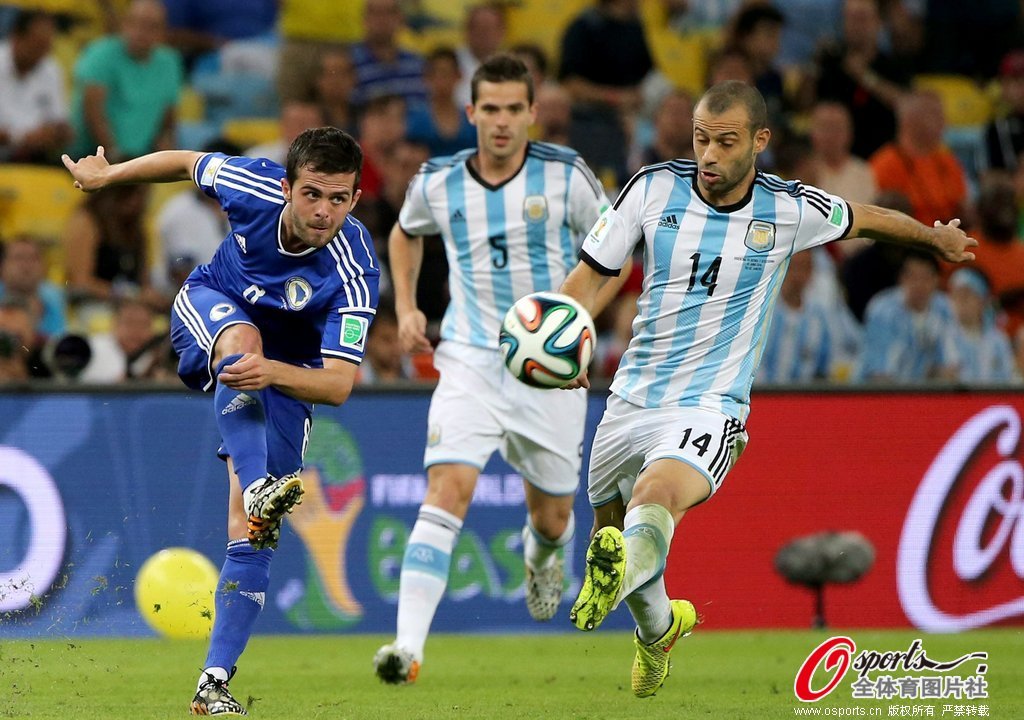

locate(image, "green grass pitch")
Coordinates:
3 630 1019 719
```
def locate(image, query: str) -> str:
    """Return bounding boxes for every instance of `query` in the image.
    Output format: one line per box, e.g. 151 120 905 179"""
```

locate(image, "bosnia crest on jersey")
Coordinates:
744 220 776 253
523 195 548 223
285 277 312 310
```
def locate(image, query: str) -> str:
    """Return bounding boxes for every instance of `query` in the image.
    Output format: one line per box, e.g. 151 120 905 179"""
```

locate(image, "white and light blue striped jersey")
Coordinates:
188 152 380 366
398 141 608 349
755 300 833 384
859 288 958 382
952 325 1015 384
581 161 852 421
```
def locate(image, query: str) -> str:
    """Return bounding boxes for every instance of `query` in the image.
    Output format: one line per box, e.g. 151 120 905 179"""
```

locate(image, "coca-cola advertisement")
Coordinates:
662 393 1024 630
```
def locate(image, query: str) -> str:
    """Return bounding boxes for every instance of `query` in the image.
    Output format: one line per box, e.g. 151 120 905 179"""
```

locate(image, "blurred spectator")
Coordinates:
357 303 411 385
454 3 507 108
69 0 184 162
725 4 788 131
1014 325 1024 381
315 48 358 135
706 46 755 87
275 1 364 104
870 90 967 226
78 297 166 383
808 101 877 205
406 48 476 157
921 0 1021 78
245 100 324 166
948 268 1016 384
163 0 277 72
350 0 426 109
509 42 549 92
814 0 909 159
152 138 241 295
0 298 33 382
0 235 66 339
984 50 1024 173
63 184 164 324
559 0 653 187
358 139 431 276
970 174 1024 336
756 250 834 384
859 251 958 382
0 9 72 163
776 0 844 70
840 189 912 321
593 283 638 380
357 94 408 201
534 82 572 146
631 89 694 170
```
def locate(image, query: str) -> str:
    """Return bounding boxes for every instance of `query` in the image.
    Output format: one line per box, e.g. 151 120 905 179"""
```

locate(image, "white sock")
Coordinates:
395 504 462 662
522 512 575 571
625 575 673 644
241 478 266 514
196 666 229 692
619 504 674 604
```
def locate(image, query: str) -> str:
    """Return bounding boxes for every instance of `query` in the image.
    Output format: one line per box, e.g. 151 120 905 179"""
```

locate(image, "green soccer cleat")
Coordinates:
246 473 304 550
631 599 698 698
569 526 626 631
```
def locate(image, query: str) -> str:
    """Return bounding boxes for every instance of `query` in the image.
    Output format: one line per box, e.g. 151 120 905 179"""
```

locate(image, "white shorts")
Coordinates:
424 341 587 496
587 394 748 507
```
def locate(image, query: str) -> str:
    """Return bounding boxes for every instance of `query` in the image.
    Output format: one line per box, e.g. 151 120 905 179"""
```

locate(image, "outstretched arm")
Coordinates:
848 202 978 263
61 146 202 192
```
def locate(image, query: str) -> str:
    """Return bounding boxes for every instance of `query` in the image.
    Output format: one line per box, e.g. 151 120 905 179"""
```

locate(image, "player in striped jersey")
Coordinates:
558 81 978 697
374 54 625 685
63 128 379 716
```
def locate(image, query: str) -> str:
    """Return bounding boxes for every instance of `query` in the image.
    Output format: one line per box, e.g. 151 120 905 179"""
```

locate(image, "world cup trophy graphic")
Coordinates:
285 419 365 628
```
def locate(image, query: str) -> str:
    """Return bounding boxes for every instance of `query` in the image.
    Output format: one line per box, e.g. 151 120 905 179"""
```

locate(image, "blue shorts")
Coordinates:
171 283 313 477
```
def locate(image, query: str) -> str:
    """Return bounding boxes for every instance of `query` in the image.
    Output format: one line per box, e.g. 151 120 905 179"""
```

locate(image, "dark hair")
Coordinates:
901 249 940 274
286 126 363 188
470 52 533 105
698 80 768 133
12 9 53 36
733 5 785 38
426 46 459 68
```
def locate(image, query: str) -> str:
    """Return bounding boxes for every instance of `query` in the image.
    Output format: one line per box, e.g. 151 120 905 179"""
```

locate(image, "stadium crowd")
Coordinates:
0 0 1022 387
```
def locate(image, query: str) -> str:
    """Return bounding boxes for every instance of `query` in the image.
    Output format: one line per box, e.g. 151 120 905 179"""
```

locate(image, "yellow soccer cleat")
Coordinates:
632 599 698 698
569 526 625 631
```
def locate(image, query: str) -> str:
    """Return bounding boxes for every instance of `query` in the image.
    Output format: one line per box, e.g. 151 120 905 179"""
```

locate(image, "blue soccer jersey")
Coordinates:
185 152 380 367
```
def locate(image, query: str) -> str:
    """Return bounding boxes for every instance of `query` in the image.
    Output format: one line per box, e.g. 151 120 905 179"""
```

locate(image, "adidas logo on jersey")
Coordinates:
450 209 465 223
221 393 255 415
658 214 680 230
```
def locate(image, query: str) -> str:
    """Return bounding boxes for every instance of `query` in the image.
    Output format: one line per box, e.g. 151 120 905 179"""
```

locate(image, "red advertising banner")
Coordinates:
663 393 1024 630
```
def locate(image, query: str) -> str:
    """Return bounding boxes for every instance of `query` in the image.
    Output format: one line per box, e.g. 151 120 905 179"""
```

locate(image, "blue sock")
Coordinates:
205 539 273 671
214 354 267 490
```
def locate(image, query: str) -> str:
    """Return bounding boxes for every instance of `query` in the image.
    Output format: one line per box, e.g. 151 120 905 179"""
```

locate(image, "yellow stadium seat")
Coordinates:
914 74 994 128
177 86 206 123
221 117 281 149
0 164 78 243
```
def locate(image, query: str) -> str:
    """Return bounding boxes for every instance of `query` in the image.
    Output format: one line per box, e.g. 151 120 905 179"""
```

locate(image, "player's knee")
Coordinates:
529 504 571 539
424 464 477 515
213 324 263 365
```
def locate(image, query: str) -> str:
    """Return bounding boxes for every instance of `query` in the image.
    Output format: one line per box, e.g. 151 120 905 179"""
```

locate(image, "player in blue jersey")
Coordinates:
557 81 978 698
373 54 627 685
62 127 379 716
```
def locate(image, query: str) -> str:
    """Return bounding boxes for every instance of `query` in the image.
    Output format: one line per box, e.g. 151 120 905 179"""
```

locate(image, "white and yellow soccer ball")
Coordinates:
499 291 596 389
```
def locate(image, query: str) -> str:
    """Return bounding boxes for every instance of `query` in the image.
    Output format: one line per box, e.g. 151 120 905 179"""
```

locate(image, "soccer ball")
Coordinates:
135 547 218 639
499 291 596 388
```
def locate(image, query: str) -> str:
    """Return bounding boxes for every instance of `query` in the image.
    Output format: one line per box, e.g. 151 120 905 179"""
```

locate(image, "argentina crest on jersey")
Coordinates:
523 194 548 223
284 276 312 310
744 220 776 252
